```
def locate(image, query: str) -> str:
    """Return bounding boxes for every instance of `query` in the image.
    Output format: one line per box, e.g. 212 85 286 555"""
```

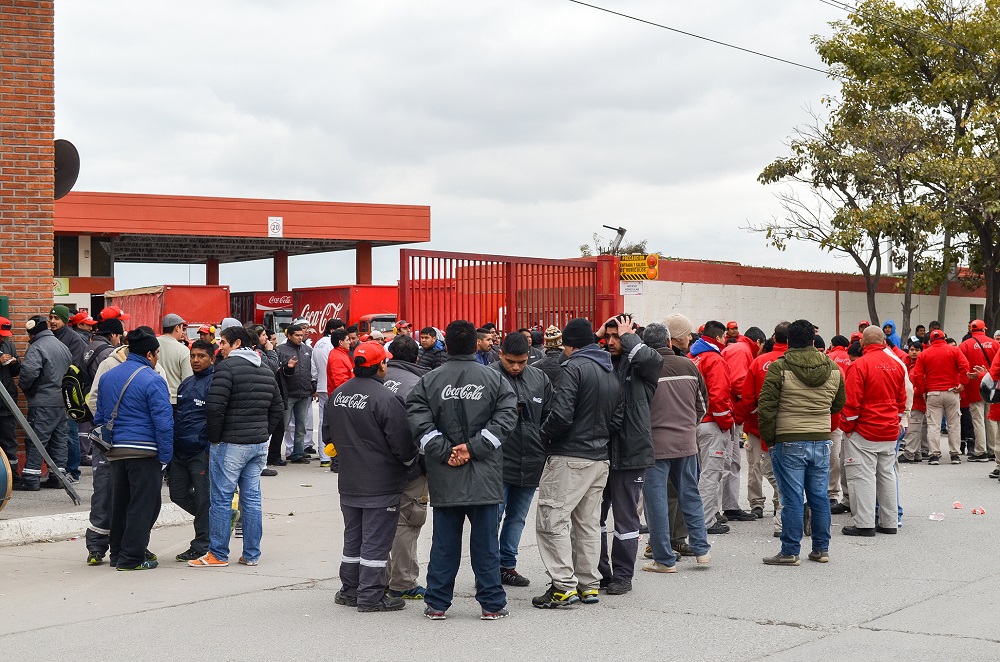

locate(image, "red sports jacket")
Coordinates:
840 344 908 441
911 338 970 395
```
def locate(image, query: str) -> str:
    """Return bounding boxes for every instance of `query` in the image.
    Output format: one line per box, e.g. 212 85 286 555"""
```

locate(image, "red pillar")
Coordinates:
206 258 220 285
595 255 623 325
273 250 288 291
356 241 373 285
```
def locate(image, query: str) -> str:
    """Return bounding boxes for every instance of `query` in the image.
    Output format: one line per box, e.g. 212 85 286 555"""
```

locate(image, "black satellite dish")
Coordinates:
54 139 80 200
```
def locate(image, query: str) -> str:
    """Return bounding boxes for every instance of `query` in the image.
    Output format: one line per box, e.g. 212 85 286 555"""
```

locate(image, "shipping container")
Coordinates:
292 285 397 344
104 285 230 341
230 291 293 334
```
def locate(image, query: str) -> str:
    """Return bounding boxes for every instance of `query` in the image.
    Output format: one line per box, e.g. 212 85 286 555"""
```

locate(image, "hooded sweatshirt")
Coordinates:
757 346 846 446
882 320 902 351
689 336 735 430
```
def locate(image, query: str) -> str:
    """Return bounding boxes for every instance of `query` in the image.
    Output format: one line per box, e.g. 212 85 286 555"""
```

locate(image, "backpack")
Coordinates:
62 365 91 422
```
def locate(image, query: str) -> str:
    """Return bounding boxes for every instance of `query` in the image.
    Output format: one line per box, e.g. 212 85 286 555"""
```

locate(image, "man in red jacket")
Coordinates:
736 322 788 529
840 326 908 536
826 335 852 506
959 320 997 462
326 329 354 392
689 320 735 534
911 329 970 465
721 326 766 522
899 341 929 463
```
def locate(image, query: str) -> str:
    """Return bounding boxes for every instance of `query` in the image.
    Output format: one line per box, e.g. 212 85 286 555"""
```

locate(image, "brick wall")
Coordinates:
0 1 56 325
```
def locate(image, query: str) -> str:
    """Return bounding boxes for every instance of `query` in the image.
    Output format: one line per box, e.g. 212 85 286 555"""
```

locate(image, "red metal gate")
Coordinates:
399 249 621 332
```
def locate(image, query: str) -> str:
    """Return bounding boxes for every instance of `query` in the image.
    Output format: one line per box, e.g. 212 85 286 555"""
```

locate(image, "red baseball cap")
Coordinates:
970 319 986 332
859 320 870 327
198 324 216 335
394 320 411 330
0 316 11 337
726 321 738 329
354 341 392 367
69 311 90 325
930 329 946 341
850 332 862 343
100 305 131 322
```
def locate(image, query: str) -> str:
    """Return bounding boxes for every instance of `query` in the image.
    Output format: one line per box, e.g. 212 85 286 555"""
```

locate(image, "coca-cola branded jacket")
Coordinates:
406 354 517 507
325 374 417 500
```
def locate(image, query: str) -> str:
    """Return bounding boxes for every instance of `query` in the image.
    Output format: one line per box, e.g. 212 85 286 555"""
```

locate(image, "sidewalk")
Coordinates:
0 460 337 546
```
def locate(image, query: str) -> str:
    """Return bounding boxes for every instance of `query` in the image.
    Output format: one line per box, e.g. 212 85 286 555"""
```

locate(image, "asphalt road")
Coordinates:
1 442 998 661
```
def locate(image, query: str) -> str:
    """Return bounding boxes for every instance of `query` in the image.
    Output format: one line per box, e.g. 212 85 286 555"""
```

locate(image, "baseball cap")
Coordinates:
69 311 90 326
394 320 412 329
0 316 11 337
930 329 946 341
726 321 738 330
198 324 216 335
970 319 986 332
859 319 870 327
99 305 131 322
850 332 862 343
162 313 186 327
354 341 392 367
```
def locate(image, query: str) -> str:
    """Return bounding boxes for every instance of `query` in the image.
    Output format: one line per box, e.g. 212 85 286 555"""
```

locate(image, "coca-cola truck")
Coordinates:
293 285 398 344
104 285 230 341
230 291 293 334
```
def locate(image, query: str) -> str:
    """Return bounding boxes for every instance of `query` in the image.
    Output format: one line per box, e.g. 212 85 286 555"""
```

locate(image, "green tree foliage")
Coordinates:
816 0 1000 329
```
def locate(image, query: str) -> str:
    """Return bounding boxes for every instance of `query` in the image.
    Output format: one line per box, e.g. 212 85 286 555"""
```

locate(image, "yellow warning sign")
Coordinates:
620 254 658 281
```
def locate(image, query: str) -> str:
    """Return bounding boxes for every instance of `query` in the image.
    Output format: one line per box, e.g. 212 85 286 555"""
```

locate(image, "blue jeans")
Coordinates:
499 483 536 569
284 397 311 458
425 504 506 613
769 441 832 556
66 416 81 479
208 442 268 562
642 455 710 566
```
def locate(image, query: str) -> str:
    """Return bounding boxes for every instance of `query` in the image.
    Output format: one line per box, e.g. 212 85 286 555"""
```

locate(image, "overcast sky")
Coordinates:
54 0 854 290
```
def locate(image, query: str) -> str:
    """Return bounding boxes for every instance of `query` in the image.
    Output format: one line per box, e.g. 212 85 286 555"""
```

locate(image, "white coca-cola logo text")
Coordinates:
384 379 402 393
442 384 485 400
333 392 369 409
268 295 292 306
300 302 345 333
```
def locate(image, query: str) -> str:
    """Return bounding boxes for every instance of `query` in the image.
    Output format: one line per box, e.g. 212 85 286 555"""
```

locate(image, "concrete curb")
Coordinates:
0 504 193 547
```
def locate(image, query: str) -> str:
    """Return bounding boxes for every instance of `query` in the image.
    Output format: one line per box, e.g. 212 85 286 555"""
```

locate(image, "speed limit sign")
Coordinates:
267 216 283 238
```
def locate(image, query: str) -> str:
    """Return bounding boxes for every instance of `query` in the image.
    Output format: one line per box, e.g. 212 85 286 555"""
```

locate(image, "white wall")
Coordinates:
624 280 983 339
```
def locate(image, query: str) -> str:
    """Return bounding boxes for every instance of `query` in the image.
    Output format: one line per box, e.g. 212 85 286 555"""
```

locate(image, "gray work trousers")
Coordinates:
844 433 898 530
697 422 731 528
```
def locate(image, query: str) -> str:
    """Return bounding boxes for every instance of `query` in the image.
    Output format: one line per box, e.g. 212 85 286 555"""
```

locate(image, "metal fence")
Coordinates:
399 249 618 332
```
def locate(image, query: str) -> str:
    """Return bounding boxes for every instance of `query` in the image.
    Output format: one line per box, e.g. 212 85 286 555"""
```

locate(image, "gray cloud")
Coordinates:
55 0 850 289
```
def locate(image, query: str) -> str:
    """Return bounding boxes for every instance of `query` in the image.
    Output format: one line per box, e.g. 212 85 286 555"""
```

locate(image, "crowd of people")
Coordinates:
1 305 997 615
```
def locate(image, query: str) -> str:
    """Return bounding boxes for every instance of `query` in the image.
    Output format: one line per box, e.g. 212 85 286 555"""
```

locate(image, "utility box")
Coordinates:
0 296 8 318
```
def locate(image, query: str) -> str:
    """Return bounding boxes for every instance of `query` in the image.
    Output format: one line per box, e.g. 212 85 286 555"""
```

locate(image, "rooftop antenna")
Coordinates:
603 225 627 254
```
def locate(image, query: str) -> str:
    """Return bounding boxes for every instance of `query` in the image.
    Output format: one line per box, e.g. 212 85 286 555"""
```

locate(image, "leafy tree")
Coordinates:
816 0 1000 329
754 103 940 331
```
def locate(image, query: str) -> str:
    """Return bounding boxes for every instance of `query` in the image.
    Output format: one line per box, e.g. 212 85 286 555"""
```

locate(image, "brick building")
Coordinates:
0 1 56 323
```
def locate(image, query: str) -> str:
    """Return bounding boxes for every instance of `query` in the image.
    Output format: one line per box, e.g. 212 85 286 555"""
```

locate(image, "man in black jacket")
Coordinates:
597 315 662 595
0 317 21 487
326 342 417 613
491 332 551 588
406 320 517 621
383 335 431 601
190 326 283 568
49 305 87 482
535 325 567 387
276 323 315 463
533 318 621 609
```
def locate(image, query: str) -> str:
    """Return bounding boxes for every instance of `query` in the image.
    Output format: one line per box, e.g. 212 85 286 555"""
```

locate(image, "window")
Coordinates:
54 236 79 277
91 238 113 277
